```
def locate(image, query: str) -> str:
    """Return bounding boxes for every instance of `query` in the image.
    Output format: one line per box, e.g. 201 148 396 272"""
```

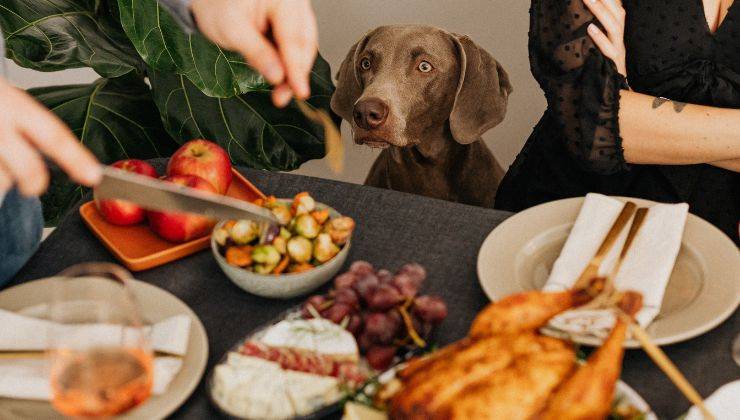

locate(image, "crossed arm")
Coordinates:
584 0 740 171
619 91 740 171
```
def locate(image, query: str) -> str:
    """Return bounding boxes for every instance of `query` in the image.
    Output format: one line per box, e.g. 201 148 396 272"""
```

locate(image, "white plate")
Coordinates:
0 278 208 419
616 381 657 420
477 196 740 347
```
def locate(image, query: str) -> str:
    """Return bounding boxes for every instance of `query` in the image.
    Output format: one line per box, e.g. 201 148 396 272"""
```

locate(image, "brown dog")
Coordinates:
331 25 512 207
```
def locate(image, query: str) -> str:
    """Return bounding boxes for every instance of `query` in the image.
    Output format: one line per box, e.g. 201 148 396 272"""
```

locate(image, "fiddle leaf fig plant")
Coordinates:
0 0 335 224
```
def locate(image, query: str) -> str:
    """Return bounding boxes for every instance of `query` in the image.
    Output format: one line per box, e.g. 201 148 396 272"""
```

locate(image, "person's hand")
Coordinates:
190 0 318 107
584 0 627 77
0 78 101 197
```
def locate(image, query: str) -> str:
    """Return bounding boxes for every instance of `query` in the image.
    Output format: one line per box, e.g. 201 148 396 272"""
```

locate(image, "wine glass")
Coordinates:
48 263 153 417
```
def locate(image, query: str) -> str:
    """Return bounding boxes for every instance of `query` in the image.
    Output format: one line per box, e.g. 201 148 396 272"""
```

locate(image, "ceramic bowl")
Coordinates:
211 202 350 299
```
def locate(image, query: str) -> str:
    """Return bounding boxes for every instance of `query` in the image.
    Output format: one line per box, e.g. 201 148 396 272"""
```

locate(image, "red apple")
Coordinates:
147 175 218 243
167 139 232 194
95 160 158 225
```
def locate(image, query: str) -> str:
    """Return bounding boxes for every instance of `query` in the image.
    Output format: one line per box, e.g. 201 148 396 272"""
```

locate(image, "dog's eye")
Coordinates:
418 61 433 73
360 58 371 70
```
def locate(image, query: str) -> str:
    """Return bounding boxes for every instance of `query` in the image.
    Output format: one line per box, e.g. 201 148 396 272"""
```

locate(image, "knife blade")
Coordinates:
95 166 277 223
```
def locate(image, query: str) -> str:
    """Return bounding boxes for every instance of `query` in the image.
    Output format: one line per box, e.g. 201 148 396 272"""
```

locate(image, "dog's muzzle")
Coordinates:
353 97 389 130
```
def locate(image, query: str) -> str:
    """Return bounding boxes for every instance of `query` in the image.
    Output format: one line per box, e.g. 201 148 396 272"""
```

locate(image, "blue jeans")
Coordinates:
0 189 43 287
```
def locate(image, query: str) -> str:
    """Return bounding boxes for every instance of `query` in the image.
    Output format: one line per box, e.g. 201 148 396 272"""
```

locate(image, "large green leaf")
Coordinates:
30 75 178 225
0 0 142 77
149 56 335 170
117 0 263 97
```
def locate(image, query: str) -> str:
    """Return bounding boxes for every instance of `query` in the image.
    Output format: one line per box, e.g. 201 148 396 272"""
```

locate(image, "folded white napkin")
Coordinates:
0 356 183 400
685 380 740 420
0 309 191 356
545 193 688 336
0 307 190 401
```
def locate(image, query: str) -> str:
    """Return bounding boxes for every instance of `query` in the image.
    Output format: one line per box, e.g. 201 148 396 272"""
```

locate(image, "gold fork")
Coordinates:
295 100 343 173
604 207 715 420
573 201 637 292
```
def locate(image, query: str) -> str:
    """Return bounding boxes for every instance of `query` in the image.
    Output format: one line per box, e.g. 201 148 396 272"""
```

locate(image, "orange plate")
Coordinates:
80 168 265 271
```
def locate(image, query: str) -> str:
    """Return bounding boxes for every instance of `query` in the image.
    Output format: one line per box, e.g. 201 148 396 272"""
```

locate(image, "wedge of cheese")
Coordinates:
211 355 294 419
285 368 343 416
212 353 344 419
259 318 359 362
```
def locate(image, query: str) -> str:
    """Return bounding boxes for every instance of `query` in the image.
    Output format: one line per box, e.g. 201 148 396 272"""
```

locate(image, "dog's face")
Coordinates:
331 25 512 151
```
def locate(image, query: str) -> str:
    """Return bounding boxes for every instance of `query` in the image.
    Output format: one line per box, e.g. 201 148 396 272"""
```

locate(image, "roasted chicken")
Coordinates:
387 281 642 420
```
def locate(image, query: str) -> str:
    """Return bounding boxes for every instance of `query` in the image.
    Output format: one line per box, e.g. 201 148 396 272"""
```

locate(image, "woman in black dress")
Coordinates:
495 0 739 242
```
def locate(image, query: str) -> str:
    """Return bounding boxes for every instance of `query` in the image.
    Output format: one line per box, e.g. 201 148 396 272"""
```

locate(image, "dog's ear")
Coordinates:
449 34 513 144
330 33 371 122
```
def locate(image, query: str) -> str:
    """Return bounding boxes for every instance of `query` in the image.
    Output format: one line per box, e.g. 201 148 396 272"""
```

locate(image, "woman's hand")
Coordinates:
584 0 627 77
191 0 318 107
0 78 101 197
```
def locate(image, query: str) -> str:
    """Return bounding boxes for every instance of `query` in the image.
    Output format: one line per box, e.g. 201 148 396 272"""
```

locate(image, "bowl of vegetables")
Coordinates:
211 192 355 298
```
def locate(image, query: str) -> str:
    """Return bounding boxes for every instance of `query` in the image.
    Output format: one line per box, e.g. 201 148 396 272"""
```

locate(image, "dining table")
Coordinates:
8 159 739 419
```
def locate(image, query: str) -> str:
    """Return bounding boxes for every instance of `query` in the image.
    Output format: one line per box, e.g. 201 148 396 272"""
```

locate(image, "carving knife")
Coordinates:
94 166 277 223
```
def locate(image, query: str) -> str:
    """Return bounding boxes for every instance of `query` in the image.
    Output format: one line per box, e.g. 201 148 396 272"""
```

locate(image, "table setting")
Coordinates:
1 149 738 419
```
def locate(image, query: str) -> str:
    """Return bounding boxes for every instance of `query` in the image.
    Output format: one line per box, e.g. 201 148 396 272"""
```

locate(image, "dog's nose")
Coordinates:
353 98 389 130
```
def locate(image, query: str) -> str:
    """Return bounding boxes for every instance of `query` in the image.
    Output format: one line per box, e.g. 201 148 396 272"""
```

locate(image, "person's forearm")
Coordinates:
619 90 740 165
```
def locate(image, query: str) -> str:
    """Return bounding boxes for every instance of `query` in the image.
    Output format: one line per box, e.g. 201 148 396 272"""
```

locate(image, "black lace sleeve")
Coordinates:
530 0 629 174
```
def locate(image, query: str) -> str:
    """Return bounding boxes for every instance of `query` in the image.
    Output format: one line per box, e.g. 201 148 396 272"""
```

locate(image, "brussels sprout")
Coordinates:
252 244 281 266
254 263 277 274
272 236 288 254
230 220 259 245
271 205 292 226
292 192 316 215
293 214 320 239
324 216 356 245
213 227 230 246
313 233 340 263
287 236 313 263
279 227 292 240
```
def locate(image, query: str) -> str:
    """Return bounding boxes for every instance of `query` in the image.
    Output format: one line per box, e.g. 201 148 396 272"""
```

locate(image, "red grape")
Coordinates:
377 269 393 284
334 272 358 289
349 260 374 275
302 295 326 318
367 284 403 311
352 273 380 302
357 330 374 352
364 312 401 344
398 263 426 282
365 345 397 370
346 314 363 336
391 273 422 298
413 295 448 324
333 287 360 309
323 302 353 324
411 314 432 338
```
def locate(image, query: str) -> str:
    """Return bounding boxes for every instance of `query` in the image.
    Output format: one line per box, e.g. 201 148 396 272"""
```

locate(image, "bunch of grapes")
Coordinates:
301 261 448 370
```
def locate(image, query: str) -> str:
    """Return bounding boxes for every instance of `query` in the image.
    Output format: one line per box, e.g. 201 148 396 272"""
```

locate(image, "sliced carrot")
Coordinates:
253 198 265 207
265 195 278 206
310 209 330 225
225 246 252 267
272 255 290 275
289 262 314 273
223 220 237 230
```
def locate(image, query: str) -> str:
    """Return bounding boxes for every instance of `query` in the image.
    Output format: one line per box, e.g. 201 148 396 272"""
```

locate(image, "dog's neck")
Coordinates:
388 125 471 165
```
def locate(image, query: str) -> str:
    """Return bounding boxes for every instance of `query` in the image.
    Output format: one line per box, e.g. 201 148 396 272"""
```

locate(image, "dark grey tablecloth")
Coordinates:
10 160 739 419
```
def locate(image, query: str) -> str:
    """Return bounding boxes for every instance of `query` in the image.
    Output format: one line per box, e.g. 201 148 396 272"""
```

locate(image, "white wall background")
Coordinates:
3 0 546 185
